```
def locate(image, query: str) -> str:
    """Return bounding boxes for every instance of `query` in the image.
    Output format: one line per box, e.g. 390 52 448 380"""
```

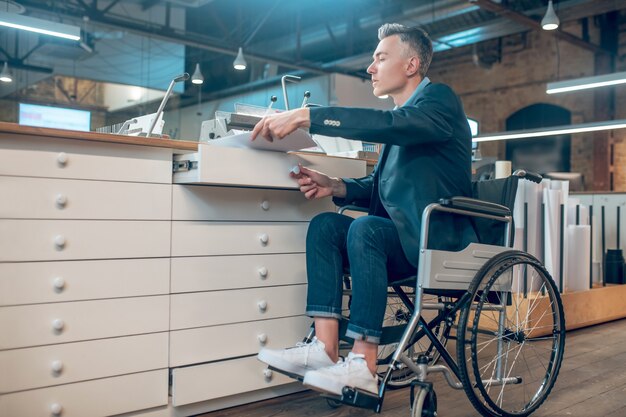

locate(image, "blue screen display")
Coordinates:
19 103 91 132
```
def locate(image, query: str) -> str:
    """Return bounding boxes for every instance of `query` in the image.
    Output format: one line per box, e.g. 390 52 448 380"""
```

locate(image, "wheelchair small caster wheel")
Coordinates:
410 387 437 417
325 398 343 409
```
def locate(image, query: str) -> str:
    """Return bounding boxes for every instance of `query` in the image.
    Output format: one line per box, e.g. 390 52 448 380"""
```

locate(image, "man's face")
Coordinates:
366 35 417 98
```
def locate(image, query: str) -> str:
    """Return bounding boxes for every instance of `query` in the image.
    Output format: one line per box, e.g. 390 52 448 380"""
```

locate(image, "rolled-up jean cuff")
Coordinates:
306 305 343 320
345 325 381 344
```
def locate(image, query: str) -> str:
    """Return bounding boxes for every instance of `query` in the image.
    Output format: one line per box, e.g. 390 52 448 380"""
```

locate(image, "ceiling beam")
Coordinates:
470 0 611 55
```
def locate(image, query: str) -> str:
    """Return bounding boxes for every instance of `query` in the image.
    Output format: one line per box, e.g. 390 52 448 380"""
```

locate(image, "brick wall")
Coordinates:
428 19 624 191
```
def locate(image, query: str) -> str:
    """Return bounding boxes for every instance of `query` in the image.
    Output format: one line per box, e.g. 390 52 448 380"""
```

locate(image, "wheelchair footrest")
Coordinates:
322 387 382 411
266 366 304 382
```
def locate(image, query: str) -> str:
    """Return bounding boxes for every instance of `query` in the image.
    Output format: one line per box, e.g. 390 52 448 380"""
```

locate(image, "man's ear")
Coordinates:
406 56 420 77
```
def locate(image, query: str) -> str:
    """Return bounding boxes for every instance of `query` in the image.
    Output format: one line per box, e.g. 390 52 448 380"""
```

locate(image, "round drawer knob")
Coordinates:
260 200 270 211
54 235 66 250
259 233 269 246
53 277 66 292
258 300 268 312
57 153 68 167
51 360 64 374
258 333 268 345
55 194 68 209
290 165 301 175
50 403 63 416
258 267 268 279
263 368 273 381
52 319 65 332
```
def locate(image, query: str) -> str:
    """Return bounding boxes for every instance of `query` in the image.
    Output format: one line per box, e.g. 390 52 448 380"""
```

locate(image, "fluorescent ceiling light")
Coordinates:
473 119 626 142
0 11 80 41
547 71 626 94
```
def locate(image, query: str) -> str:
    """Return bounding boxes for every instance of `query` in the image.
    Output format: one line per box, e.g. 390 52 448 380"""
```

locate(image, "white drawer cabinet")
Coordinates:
0 369 168 417
0 295 169 349
171 356 292 406
171 222 307 257
0 332 168 393
170 284 307 330
0 129 365 416
0 176 171 220
171 253 305 293
172 185 333 221
0 258 169 306
0 136 172 183
170 315 311 366
0 220 171 262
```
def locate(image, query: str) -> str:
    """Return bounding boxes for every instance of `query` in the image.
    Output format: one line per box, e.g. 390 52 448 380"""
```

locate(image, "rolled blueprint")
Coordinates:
544 187 563 291
566 225 591 292
495 160 512 179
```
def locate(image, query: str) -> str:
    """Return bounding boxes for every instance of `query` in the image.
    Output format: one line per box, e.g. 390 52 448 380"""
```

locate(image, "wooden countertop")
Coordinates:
0 122 199 151
0 122 379 164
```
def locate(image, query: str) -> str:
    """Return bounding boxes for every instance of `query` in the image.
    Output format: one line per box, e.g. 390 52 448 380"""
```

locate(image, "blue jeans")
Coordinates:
305 212 416 344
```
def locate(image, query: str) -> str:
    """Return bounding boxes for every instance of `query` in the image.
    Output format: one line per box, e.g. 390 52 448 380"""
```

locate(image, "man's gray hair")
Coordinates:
378 23 433 78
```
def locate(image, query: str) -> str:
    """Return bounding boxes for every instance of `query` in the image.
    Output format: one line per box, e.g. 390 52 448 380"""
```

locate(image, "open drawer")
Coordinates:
173 144 366 188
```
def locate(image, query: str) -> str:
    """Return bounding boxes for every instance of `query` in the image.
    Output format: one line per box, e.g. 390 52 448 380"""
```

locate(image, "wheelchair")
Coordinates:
273 170 566 417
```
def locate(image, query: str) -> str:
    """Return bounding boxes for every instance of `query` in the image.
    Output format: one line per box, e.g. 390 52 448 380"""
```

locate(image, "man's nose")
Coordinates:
367 62 375 74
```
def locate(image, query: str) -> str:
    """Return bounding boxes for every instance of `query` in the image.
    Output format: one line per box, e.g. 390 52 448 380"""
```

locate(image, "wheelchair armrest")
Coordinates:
338 204 369 214
438 196 511 218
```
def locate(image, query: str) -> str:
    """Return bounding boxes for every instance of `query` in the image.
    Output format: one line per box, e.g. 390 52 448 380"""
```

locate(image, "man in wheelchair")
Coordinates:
253 23 474 396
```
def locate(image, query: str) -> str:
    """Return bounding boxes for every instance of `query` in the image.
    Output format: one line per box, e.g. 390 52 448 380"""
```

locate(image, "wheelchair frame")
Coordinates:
331 194 515 412
274 171 565 417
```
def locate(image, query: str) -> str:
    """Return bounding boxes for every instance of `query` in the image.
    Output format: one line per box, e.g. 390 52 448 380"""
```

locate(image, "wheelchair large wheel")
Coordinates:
457 250 565 417
378 290 452 389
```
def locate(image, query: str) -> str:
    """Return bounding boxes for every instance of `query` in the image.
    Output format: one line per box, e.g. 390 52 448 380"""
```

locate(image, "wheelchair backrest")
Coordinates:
471 176 519 247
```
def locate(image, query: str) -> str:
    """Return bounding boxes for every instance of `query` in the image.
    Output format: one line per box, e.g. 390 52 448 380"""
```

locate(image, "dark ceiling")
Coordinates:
6 0 626 105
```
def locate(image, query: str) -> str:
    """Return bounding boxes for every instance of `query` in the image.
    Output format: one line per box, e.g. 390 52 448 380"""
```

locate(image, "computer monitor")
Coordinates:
19 103 91 132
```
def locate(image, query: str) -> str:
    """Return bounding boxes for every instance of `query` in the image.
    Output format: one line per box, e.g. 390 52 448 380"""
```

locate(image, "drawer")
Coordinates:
0 295 169 349
0 176 171 220
0 220 170 262
170 315 311 366
0 258 170 306
171 356 291 406
0 136 172 183
0 332 168 393
170 284 306 330
171 222 307 257
173 144 366 188
0 369 168 417
171 254 305 293
172 185 334 221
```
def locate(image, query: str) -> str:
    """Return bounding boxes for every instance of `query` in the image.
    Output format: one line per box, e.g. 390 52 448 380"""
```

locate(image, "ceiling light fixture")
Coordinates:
0 61 12 83
233 47 247 71
541 0 560 31
473 119 626 142
0 11 80 41
191 63 204 85
547 71 626 94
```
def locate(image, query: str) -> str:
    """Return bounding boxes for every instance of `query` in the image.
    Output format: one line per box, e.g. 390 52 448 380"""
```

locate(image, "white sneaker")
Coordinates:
303 352 378 396
257 337 335 378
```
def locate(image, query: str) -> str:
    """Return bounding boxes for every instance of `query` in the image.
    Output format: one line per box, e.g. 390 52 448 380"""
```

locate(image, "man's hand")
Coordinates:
290 164 346 200
251 108 311 142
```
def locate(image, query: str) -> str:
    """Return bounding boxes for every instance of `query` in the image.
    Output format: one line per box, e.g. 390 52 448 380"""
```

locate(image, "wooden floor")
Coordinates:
201 319 626 417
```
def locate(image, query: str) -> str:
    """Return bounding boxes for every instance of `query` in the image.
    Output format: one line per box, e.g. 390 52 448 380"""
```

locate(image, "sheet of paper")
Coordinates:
206 129 318 153
312 134 362 155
